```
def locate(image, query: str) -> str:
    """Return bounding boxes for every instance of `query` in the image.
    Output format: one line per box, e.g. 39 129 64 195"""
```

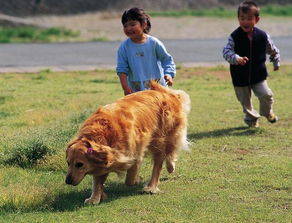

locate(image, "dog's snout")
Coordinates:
65 175 73 185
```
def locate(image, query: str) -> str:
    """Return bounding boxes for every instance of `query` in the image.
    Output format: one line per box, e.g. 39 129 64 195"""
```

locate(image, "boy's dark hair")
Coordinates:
238 1 260 17
121 7 151 34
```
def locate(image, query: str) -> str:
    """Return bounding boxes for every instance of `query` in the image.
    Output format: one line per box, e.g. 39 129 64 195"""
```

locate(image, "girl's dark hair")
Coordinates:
238 0 260 17
121 8 151 34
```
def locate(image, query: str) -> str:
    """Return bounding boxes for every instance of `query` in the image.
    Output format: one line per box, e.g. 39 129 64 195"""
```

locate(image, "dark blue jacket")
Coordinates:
230 27 268 87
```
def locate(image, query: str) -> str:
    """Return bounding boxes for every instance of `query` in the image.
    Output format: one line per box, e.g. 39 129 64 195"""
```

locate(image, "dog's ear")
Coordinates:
85 144 112 167
65 139 78 157
87 149 110 166
66 138 78 151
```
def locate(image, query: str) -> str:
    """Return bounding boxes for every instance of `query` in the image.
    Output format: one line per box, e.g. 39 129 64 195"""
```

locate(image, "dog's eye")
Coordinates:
75 162 83 168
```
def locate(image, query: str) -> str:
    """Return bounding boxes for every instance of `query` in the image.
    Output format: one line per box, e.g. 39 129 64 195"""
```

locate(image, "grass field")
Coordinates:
0 65 291 222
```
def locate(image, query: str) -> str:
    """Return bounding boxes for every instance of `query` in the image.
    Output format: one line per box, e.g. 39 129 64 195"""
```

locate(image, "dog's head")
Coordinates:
65 138 113 186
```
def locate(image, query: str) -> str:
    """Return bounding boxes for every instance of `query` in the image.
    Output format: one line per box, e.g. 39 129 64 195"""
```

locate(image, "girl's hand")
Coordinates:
164 75 173 86
123 87 134 95
237 56 249 66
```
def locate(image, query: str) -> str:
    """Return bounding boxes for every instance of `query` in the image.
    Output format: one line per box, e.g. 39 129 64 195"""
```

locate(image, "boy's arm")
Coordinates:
266 34 280 70
223 36 241 65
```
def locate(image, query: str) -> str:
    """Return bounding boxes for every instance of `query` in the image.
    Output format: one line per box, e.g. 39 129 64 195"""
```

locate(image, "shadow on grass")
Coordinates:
0 182 145 214
188 126 264 140
50 181 144 212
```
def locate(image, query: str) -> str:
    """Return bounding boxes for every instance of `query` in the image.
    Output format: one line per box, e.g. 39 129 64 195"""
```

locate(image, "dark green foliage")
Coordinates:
261 4 292 16
149 5 292 18
3 138 52 168
0 27 79 43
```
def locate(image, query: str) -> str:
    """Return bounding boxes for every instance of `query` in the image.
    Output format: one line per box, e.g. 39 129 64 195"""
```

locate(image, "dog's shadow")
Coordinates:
188 126 263 140
47 126 264 212
50 182 144 212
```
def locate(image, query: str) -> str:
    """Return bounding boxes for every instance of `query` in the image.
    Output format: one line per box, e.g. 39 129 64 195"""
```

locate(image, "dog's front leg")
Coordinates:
84 174 108 205
125 159 142 186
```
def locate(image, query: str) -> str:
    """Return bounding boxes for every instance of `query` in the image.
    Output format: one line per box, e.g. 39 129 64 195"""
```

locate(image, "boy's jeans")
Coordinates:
234 80 274 122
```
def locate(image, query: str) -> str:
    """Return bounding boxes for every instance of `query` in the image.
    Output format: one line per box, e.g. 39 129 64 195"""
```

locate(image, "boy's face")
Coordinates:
238 8 260 33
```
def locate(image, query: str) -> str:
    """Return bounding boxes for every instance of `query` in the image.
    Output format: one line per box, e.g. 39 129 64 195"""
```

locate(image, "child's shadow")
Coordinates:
50 181 144 212
188 126 262 140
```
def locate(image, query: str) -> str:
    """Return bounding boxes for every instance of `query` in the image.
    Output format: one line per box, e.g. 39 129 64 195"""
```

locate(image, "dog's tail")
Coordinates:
150 80 191 152
149 80 191 115
148 80 169 93
172 89 191 115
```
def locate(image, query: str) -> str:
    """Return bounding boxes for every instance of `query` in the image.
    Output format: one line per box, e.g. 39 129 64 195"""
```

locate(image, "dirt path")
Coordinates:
29 13 292 41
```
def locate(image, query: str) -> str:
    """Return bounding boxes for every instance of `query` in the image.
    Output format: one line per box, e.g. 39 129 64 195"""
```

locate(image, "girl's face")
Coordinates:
238 9 260 33
123 20 147 41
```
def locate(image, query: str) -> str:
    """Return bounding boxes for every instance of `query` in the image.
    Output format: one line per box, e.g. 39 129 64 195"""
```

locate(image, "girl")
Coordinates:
116 8 176 95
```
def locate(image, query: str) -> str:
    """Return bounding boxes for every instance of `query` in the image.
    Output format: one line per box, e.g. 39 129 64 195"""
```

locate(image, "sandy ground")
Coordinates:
29 12 292 41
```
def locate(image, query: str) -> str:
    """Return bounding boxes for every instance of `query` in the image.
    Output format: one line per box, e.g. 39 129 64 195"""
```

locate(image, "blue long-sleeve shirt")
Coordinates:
116 35 175 91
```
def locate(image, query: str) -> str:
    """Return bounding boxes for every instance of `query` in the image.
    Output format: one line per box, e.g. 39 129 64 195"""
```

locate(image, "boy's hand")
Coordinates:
274 66 279 71
237 56 249 66
164 75 173 86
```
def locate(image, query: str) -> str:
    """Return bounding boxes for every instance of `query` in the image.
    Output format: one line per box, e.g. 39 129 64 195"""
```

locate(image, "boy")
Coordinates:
223 0 280 127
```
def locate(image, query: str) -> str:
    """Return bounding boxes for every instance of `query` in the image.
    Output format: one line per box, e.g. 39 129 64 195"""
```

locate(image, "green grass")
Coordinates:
150 4 292 17
0 27 80 43
0 65 291 222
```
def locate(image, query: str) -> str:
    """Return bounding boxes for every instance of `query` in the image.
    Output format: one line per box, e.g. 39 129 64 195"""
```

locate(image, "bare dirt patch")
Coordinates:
28 13 292 41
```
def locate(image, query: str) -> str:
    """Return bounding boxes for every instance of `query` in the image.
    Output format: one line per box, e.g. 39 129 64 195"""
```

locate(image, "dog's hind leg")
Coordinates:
166 125 188 173
125 159 142 186
165 150 177 173
143 154 164 194
84 174 108 205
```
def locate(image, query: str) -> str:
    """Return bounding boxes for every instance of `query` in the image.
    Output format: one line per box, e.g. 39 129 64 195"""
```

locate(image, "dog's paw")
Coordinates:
125 176 143 186
166 161 175 173
143 186 161 194
134 176 143 185
84 192 107 205
84 198 101 205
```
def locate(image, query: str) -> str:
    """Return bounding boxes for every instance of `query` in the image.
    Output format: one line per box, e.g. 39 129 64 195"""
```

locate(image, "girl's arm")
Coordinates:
156 40 176 79
118 73 133 95
116 44 133 95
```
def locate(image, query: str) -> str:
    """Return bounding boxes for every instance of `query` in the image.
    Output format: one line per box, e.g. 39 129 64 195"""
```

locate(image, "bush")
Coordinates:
3 138 52 168
0 27 79 43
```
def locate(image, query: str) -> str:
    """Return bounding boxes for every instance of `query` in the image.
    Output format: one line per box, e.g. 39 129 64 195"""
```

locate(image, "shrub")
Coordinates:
3 138 52 168
0 27 79 43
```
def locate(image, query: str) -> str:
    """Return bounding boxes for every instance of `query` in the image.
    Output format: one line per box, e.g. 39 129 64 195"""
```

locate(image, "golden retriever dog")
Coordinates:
65 81 191 204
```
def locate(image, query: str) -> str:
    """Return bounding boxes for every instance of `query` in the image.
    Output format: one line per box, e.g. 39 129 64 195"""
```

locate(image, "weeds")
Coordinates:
2 138 52 168
149 5 292 17
0 27 79 43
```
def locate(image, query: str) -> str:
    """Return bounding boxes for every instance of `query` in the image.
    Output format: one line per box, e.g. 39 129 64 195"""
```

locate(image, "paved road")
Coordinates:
0 37 291 73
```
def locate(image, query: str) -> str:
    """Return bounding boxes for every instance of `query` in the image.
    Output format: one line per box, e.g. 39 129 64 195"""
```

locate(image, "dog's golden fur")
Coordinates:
65 81 191 204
